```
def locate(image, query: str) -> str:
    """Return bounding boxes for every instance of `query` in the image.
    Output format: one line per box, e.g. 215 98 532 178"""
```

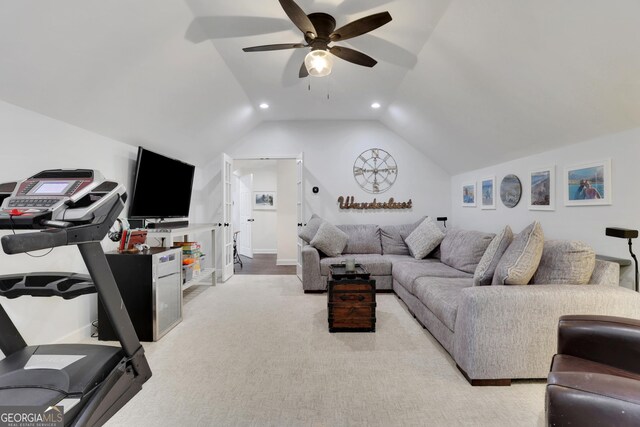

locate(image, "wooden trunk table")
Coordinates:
327 264 376 332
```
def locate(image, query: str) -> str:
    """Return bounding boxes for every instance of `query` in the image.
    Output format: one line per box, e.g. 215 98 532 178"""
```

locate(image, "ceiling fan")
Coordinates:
242 0 392 78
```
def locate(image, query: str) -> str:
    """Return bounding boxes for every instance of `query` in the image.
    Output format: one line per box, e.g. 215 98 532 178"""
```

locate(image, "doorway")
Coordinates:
231 159 298 275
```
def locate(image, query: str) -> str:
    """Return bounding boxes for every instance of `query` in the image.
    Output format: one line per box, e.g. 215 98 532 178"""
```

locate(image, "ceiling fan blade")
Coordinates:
329 46 377 67
243 43 306 52
279 0 317 37
299 61 309 78
330 11 392 41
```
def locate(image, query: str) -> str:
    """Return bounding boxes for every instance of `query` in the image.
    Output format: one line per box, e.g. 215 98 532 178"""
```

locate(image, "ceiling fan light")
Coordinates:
304 50 333 77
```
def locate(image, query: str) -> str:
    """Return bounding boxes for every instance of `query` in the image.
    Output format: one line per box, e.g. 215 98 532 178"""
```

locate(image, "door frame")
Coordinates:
231 154 304 279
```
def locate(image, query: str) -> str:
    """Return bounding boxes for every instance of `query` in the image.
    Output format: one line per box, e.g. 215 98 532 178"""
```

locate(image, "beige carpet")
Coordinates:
105 275 546 427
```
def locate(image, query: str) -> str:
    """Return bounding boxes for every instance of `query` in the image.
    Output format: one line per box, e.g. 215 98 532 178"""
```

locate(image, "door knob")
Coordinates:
248 219 255 222
297 223 303 227
224 223 229 227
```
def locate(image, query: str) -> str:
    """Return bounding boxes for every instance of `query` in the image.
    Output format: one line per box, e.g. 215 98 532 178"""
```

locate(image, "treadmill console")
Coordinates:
0 169 126 229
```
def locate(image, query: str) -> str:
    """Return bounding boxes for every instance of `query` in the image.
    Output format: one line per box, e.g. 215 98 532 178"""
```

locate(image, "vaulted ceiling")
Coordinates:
0 1 639 173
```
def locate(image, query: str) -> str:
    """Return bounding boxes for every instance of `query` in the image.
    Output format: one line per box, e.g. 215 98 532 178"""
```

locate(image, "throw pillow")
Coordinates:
298 214 324 243
492 221 544 286
473 226 514 286
532 240 595 285
405 217 446 260
310 222 348 257
440 228 496 274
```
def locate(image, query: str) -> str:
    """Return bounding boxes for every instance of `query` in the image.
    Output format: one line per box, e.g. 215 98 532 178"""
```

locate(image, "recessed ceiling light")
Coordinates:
371 102 381 109
259 103 269 109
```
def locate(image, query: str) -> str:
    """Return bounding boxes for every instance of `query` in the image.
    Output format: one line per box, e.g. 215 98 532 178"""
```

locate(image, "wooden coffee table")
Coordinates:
327 264 376 332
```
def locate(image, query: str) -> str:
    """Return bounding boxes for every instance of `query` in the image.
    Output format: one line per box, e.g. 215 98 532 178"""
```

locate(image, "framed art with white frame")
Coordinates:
480 176 496 210
253 191 277 210
528 166 555 211
462 182 476 207
564 159 611 206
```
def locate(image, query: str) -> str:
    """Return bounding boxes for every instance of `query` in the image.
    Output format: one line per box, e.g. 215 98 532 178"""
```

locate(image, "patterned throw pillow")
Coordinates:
492 221 544 286
310 222 348 257
405 217 446 260
473 226 513 286
532 240 595 285
298 214 324 243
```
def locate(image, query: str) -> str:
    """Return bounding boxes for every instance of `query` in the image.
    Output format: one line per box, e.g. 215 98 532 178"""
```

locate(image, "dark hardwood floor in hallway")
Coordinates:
234 254 296 275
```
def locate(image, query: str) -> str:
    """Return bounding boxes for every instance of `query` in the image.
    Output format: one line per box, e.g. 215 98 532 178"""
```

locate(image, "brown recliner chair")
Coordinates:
546 315 640 426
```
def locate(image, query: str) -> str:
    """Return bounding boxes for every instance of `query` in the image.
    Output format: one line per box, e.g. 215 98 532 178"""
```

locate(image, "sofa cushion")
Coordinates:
533 240 596 285
392 260 472 294
336 224 382 255
298 214 324 243
380 217 426 255
405 217 445 259
320 254 392 276
383 254 436 265
473 226 514 286
414 277 473 331
440 228 496 274
492 221 545 285
310 222 348 257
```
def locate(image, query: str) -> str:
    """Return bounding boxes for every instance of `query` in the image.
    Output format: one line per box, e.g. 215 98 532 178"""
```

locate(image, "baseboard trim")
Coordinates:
276 258 297 266
253 249 277 254
54 323 93 344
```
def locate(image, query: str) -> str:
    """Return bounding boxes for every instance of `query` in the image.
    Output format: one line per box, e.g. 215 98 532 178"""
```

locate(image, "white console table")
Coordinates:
147 223 216 290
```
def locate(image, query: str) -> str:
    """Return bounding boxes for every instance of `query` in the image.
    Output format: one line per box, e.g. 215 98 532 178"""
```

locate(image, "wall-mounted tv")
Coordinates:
128 147 195 220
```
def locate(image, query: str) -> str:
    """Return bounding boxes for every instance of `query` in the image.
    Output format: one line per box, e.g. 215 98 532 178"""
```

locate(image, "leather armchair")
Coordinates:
546 315 640 426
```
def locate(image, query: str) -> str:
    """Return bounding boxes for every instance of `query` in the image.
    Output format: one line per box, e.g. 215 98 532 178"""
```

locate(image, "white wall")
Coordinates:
0 100 139 348
227 120 451 227
277 160 297 265
451 127 640 289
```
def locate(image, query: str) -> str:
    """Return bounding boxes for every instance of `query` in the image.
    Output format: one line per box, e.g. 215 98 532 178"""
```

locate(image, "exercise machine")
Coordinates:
0 169 151 426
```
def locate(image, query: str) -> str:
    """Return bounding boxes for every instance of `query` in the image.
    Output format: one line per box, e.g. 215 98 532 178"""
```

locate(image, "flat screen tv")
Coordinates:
128 147 195 219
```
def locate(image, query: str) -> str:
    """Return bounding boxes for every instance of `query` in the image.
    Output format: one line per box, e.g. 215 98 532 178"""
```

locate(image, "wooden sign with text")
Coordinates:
338 196 413 210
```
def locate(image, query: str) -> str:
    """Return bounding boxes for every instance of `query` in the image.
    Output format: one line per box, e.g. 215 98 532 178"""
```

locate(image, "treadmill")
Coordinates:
0 169 152 426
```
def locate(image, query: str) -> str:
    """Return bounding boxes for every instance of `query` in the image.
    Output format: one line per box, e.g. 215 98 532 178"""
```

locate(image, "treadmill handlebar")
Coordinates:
2 229 68 255
1 194 126 255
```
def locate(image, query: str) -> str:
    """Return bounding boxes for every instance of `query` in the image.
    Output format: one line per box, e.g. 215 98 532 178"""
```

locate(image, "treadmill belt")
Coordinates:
0 344 124 400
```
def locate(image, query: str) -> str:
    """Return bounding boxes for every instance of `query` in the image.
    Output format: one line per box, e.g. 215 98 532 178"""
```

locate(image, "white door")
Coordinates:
238 174 253 258
296 152 304 280
222 153 234 282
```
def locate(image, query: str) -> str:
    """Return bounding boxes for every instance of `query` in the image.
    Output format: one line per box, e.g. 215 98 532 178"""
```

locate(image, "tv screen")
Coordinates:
128 147 195 219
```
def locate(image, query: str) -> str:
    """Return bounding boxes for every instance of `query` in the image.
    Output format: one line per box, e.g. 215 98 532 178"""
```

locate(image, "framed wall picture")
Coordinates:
462 182 476 207
528 166 555 211
500 174 522 208
564 159 611 206
480 176 496 210
253 191 277 210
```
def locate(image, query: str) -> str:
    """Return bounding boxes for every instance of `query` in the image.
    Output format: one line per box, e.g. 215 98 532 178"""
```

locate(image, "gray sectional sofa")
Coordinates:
301 220 640 385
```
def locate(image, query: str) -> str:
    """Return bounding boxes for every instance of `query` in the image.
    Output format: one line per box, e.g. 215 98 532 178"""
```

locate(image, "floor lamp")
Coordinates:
606 227 639 292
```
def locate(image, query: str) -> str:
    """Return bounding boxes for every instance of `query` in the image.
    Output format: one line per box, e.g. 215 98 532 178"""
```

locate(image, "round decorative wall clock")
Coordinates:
500 174 522 208
353 148 398 194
